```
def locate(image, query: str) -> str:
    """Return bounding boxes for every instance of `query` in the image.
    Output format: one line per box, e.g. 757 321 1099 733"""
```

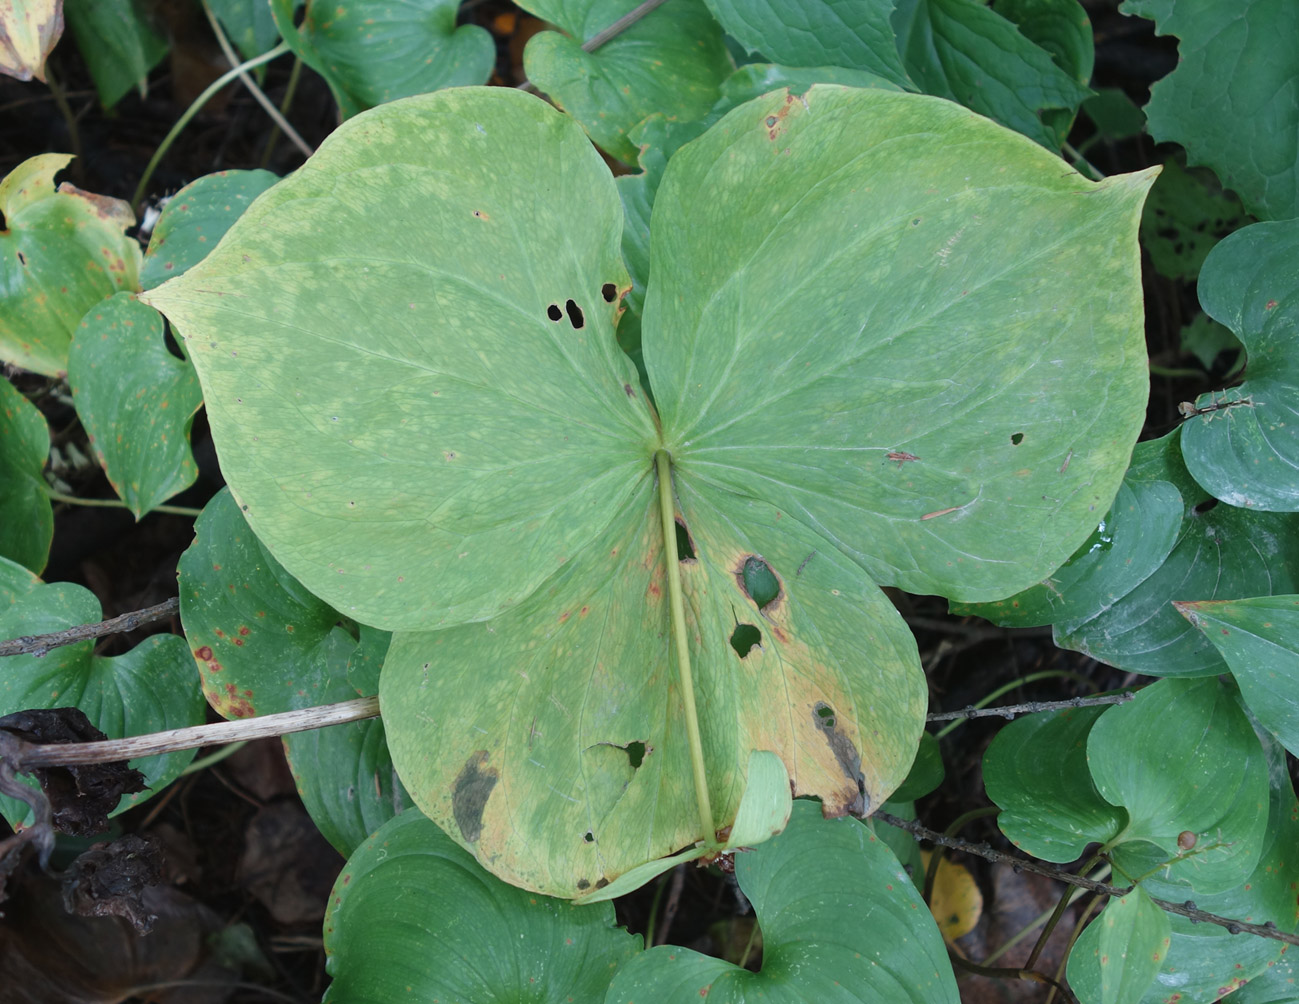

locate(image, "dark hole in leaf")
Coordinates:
730 623 762 658
741 556 780 608
565 299 585 329
546 303 562 322
577 878 590 890
162 320 185 360
601 283 617 302
1010 432 1024 445
816 704 836 728
16 250 25 266
626 741 646 769
1193 498 1219 515
675 518 696 561
583 831 594 842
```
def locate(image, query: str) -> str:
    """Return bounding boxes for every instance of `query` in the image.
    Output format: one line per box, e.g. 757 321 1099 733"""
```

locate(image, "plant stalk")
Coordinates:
655 449 715 846
43 487 203 518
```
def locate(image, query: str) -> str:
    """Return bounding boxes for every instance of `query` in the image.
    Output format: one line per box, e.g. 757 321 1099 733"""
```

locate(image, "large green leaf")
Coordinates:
983 705 1124 862
1043 432 1299 677
891 0 1092 148
0 378 52 573
520 0 733 164
1120 0 1299 221
649 87 1153 603
1180 220 1299 511
605 801 959 1003
0 154 143 376
1177 595 1299 757
67 293 203 518
0 571 203 825
269 0 494 118
144 86 1154 896
140 169 279 290
1088 677 1269 895
322 810 641 1004
63 0 167 108
701 0 912 88
991 0 1093 84
1135 735 1299 1004
1067 887 1170 1004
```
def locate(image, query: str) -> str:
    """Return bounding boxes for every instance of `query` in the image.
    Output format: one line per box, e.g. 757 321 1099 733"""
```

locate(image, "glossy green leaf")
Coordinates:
606 801 959 1003
0 571 203 826
892 0 1092 148
181 490 405 855
1180 221 1299 511
701 0 912 88
891 730 944 803
1068 887 1170 1004
322 810 641 1004
1120 0 1299 221
1088 677 1269 894
1233 952 1299 1004
0 555 39 603
140 170 279 290
269 0 494 118
67 293 203 518
873 799 923 886
207 0 280 59
0 378 52 573
63 0 167 108
991 0 1093 83
1135 735 1299 1004
145 86 1154 897
1177 595 1299 757
984 705 1124 862
1139 158 1248 283
1052 433 1299 677
650 87 1154 603
520 0 733 163
952 438 1184 628
0 154 143 376
0 0 63 82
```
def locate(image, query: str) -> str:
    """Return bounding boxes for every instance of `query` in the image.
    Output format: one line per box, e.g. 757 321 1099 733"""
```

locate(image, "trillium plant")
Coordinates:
5 1 1299 1000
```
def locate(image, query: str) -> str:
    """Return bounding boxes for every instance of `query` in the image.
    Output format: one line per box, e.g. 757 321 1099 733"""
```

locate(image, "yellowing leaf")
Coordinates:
0 0 63 83
921 851 983 941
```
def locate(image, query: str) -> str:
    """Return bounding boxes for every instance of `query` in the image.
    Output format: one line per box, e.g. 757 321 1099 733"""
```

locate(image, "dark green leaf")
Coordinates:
1068 887 1170 1004
991 0 1093 83
322 810 641 1003
1179 312 1243 372
208 0 281 59
891 730 944 803
1139 158 1248 283
0 379 52 574
67 293 203 518
63 0 167 108
1180 220 1299 511
141 170 279 290
606 801 959 1003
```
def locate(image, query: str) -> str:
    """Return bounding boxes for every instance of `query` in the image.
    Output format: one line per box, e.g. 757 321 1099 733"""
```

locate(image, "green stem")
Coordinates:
44 487 203 518
1026 852 1104 970
655 449 715 846
131 42 291 214
181 740 248 775
737 919 761 970
261 56 304 169
935 670 1097 739
983 864 1109 965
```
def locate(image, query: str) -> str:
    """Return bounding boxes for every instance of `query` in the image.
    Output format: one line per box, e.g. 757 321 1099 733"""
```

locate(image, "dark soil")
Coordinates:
0 3 1209 1002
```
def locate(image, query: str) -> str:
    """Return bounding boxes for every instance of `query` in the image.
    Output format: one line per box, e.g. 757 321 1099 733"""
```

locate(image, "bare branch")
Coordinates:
926 693 1134 723
0 598 180 658
874 811 1299 947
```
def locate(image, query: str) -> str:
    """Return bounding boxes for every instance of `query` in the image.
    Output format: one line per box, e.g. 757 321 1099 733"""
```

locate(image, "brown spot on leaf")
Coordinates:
194 646 213 660
452 751 498 843
812 702 868 816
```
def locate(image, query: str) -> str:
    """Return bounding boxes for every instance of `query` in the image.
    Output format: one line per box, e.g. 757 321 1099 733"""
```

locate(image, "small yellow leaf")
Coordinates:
922 851 984 942
0 0 64 83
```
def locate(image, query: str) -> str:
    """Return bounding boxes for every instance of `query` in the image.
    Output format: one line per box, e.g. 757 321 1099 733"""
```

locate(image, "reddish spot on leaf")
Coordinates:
233 638 244 646
559 611 571 623
214 628 226 637
239 626 250 636
194 646 213 660
1266 299 1278 309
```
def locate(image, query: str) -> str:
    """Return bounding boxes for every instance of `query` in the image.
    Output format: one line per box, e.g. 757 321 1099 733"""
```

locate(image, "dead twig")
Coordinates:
926 693 1134 723
0 598 179 658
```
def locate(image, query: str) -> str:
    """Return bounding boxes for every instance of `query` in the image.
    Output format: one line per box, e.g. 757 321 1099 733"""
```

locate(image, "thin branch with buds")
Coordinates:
0 598 179 658
926 693 1134 723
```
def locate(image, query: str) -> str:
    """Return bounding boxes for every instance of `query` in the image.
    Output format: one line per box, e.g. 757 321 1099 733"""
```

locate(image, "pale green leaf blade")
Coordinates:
1067 887 1170 1004
1180 220 1299 511
1176 595 1299 757
322 811 641 1004
64 0 167 108
1056 433 1299 677
144 89 657 631
0 155 143 377
0 0 63 82
0 577 204 825
892 0 1092 148
647 86 1155 603
983 705 1124 862
67 293 203 518
0 378 52 573
701 0 912 88
1120 0 1299 221
140 170 279 289
520 0 733 163
1088 677 1269 894
605 801 959 1003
